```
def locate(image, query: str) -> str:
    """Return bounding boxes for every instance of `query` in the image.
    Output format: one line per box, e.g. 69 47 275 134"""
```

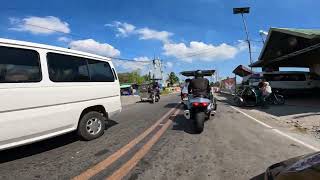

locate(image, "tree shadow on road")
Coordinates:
172 114 198 134
0 119 119 164
164 103 179 108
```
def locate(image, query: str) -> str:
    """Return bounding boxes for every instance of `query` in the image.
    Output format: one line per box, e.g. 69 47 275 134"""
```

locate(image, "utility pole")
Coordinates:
233 7 253 71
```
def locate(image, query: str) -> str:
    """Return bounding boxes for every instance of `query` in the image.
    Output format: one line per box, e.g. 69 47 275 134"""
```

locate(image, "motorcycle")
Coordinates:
234 86 285 107
139 83 160 104
180 70 217 133
184 95 216 133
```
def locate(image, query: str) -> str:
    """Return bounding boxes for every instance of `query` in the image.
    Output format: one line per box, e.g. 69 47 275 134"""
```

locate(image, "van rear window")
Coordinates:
47 52 114 82
88 60 115 82
47 53 90 82
0 46 41 83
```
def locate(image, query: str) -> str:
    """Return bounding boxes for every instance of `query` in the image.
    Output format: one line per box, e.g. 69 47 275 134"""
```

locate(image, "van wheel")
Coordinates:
78 111 105 140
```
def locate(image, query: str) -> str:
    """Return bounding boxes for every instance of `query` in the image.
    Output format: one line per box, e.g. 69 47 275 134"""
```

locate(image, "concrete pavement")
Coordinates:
0 93 317 180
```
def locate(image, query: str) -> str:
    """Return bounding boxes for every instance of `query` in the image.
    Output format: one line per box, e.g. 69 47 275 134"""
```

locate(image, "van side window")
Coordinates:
0 46 41 83
47 53 90 82
88 60 115 82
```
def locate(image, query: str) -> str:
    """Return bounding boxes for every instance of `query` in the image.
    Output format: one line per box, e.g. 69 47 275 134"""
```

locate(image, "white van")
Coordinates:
0 38 122 150
243 71 320 93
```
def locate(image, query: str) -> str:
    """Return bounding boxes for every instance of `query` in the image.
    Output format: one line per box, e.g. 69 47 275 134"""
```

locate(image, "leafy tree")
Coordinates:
167 72 179 86
118 70 149 85
142 73 151 82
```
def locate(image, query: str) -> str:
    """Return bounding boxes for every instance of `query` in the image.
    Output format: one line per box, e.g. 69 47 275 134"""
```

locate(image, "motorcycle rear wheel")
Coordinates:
194 112 205 133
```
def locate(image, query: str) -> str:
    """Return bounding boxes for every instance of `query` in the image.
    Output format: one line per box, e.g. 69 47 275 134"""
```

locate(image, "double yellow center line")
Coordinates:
73 104 181 180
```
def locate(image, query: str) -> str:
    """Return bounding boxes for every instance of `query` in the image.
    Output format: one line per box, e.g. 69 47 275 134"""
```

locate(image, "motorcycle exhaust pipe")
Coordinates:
210 111 216 117
184 110 190 119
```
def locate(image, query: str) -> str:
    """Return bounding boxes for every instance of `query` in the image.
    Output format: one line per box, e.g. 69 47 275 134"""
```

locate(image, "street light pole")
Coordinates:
241 13 253 69
233 7 252 71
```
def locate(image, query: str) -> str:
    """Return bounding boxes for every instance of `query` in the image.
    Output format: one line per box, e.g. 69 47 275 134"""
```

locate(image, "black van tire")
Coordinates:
78 111 105 141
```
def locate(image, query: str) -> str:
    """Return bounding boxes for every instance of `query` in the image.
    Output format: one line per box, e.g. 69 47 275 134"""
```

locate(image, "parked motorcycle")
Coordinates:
180 70 217 133
234 86 285 107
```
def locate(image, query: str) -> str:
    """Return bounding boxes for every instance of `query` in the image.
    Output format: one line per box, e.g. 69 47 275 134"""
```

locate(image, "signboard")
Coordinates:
220 77 236 94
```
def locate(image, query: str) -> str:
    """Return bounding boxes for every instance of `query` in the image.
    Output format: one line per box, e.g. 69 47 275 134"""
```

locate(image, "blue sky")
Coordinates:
1 0 319 79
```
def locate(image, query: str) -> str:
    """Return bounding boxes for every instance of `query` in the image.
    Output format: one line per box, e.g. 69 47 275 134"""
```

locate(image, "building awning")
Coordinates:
250 28 320 68
232 65 253 77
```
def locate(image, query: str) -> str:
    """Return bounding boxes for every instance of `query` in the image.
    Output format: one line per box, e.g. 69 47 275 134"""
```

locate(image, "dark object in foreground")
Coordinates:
251 151 320 180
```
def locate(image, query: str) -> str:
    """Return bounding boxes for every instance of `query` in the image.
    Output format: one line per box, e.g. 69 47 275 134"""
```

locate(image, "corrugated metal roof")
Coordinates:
251 28 320 67
274 28 320 39
232 65 253 77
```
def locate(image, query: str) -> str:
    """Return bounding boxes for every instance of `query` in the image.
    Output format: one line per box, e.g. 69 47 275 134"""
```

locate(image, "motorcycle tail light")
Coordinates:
200 102 208 107
192 102 200 107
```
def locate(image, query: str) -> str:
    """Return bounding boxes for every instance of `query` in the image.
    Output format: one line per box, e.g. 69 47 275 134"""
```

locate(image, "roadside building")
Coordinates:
250 28 320 74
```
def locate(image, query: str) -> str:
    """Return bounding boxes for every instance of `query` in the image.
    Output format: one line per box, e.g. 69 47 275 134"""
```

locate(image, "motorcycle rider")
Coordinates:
152 81 160 99
258 79 272 106
181 78 191 101
188 70 211 97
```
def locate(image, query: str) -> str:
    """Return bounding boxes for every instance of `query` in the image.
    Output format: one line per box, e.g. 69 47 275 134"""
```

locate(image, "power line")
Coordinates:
110 57 152 63
25 23 88 39
21 23 153 63
12 23 261 64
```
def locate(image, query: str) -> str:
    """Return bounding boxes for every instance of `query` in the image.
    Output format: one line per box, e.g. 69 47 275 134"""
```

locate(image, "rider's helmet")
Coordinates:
195 70 203 78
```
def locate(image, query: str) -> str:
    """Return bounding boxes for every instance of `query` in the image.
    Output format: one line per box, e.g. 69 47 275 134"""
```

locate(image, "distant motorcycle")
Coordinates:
139 83 160 104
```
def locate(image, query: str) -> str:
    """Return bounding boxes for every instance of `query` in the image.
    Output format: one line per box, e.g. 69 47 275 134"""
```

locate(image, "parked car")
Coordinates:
0 38 122 150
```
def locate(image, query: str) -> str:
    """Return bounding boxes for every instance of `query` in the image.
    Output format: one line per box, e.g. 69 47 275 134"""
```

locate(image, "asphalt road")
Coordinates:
0 93 314 180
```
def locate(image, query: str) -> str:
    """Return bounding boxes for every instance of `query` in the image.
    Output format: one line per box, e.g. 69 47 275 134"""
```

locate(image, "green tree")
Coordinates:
118 70 146 85
167 72 179 86
142 73 151 82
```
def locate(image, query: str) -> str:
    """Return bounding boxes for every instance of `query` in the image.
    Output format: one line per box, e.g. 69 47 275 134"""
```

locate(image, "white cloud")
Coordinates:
136 28 173 43
163 41 246 62
133 56 151 62
166 62 173 68
113 56 151 71
9 16 70 35
69 39 120 57
57 36 72 42
237 40 248 51
106 21 173 43
259 30 268 36
105 21 136 37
